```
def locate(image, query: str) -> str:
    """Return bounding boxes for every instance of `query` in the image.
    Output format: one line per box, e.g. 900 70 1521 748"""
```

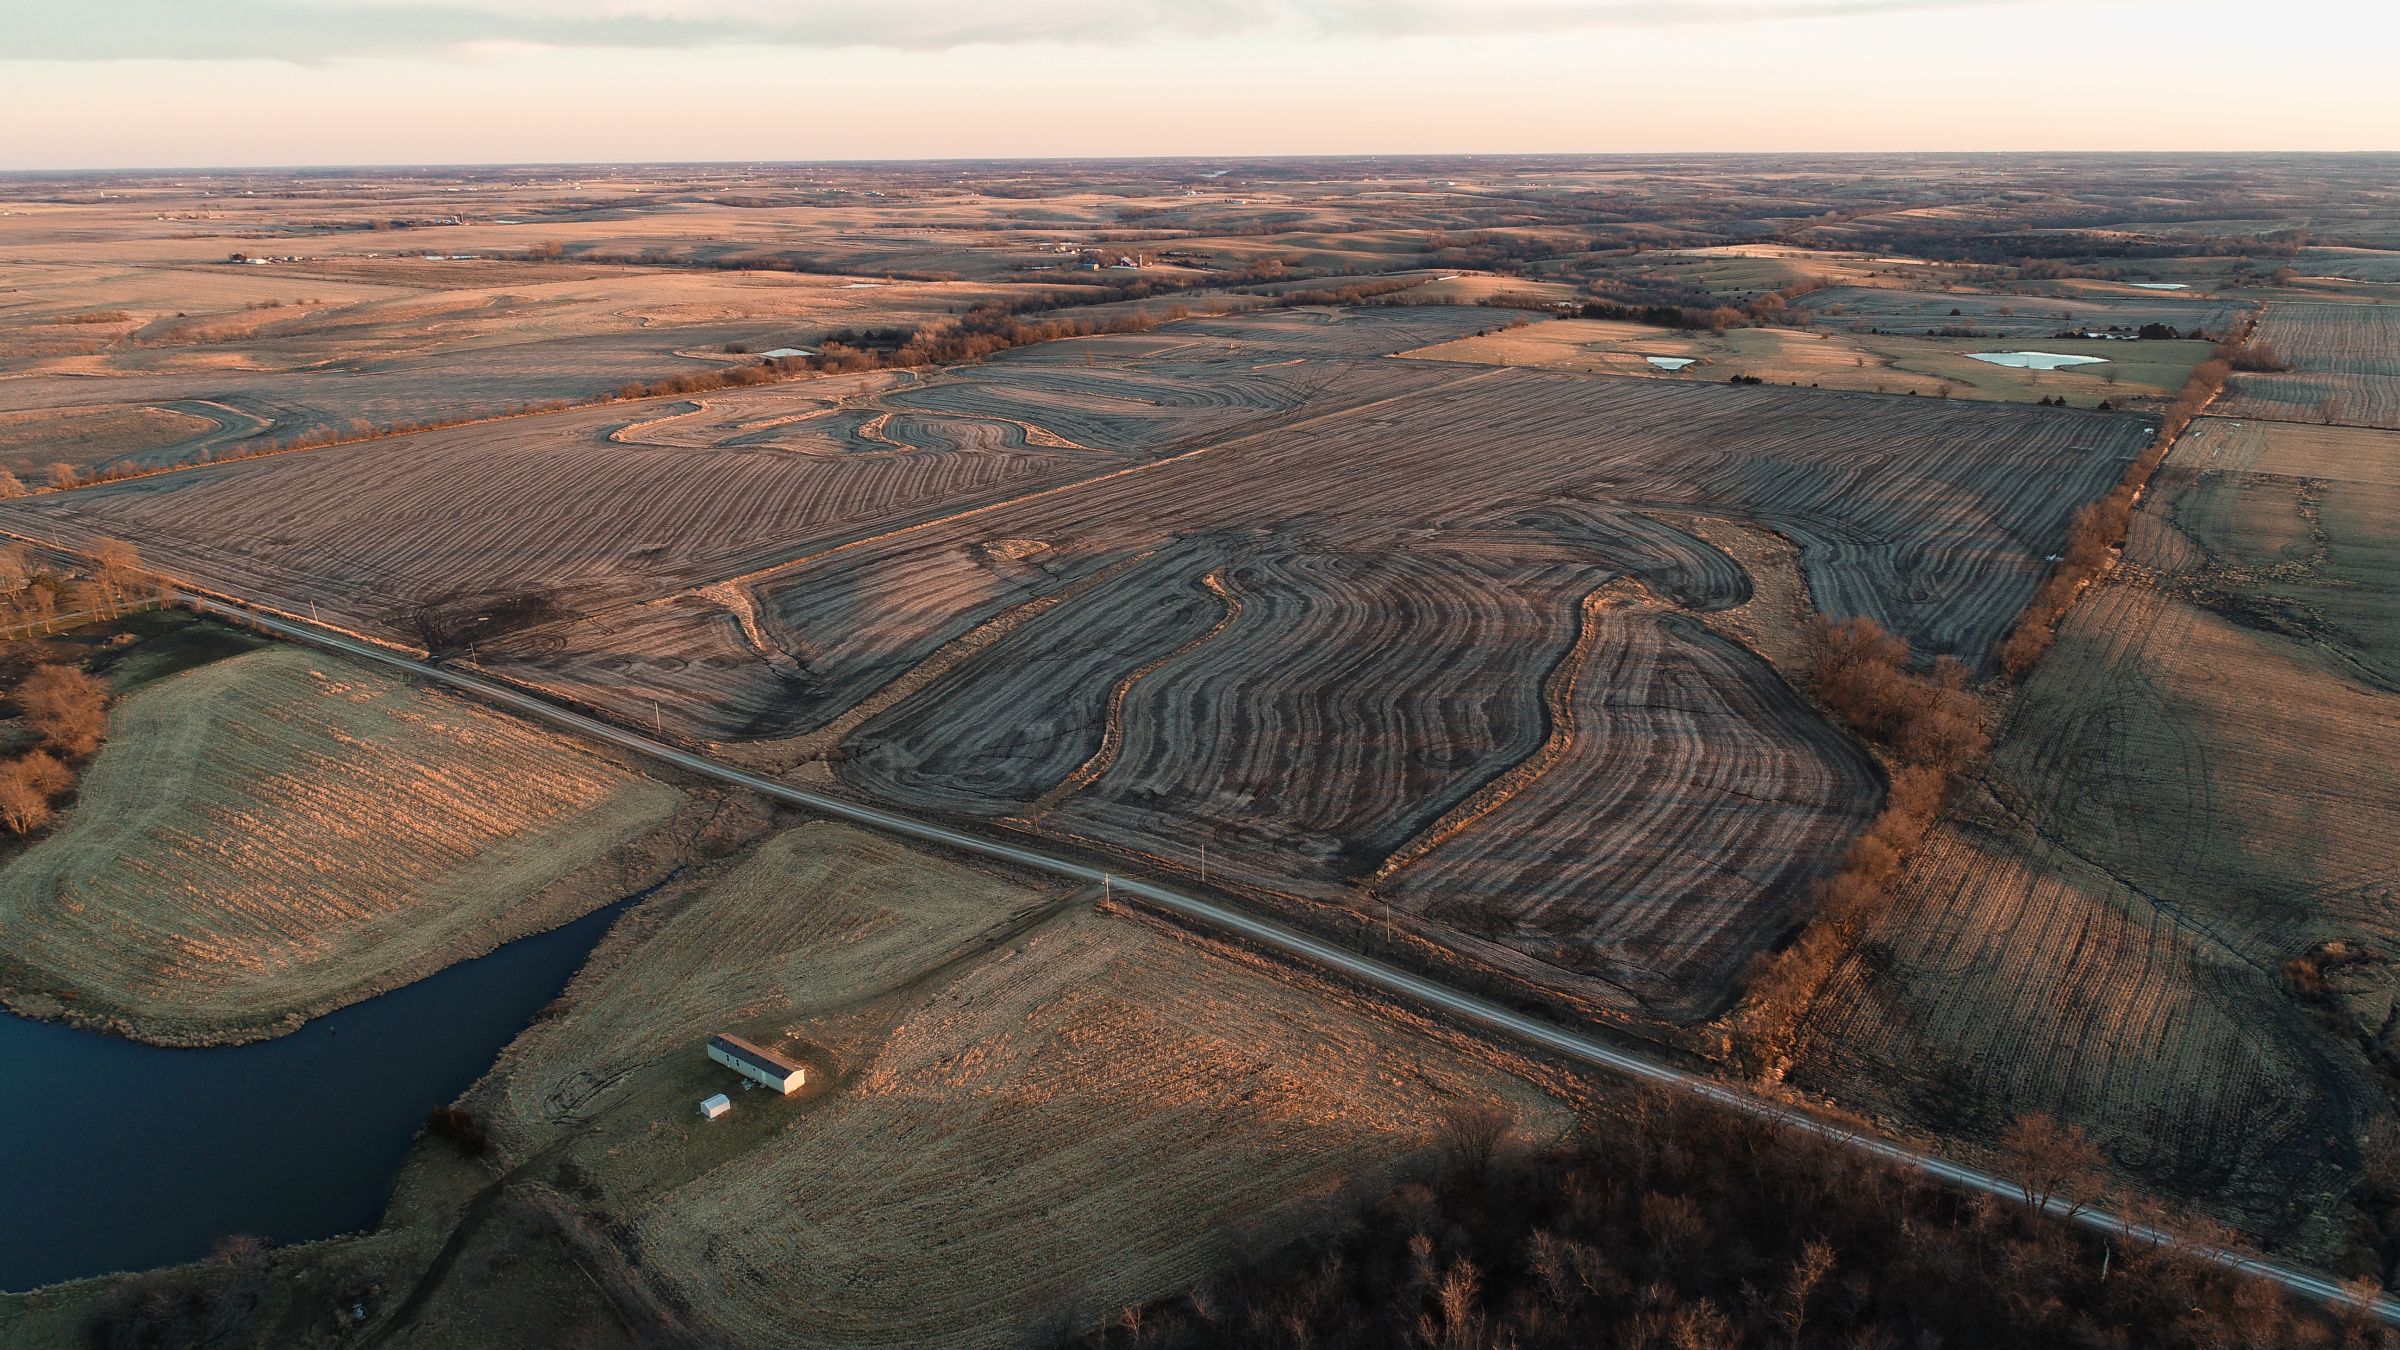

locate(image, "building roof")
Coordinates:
710 1033 804 1079
700 1093 731 1111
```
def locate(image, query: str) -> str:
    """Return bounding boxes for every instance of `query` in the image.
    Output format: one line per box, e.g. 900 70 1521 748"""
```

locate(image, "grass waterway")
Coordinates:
0 899 631 1293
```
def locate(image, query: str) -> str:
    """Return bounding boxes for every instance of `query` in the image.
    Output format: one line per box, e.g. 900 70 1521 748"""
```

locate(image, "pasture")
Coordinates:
0 645 683 1045
1788 419 2400 1259
475 822 1571 1350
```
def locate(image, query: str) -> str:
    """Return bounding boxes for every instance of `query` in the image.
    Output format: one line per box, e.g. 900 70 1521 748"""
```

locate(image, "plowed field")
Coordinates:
1788 418 2400 1256
2219 301 2400 429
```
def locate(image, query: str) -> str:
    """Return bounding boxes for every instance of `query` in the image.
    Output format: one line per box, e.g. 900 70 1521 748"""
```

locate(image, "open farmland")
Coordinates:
1787 419 2400 1259
1796 285 2239 339
471 822 1570 1350
0 240 1019 475
751 310 2152 1019
2219 301 2400 429
0 305 2159 1023
1380 604 1881 1018
0 644 684 1045
1400 316 2212 407
0 369 1116 631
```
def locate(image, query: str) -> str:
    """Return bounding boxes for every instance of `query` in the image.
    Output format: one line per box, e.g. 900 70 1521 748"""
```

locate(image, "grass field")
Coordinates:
471 822 1571 1349
1403 316 2211 407
1787 418 2400 1261
0 645 683 1044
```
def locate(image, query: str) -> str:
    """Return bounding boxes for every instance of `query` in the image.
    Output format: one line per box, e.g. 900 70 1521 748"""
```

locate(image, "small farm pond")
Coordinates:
1967 351 2111 370
1645 356 1698 370
0 900 630 1292
2128 282 2190 290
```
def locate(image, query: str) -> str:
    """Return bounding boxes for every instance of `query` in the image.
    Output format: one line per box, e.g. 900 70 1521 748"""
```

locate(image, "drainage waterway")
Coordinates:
0 897 634 1292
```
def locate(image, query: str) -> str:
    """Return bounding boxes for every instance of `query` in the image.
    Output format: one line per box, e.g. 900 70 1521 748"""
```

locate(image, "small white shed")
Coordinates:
698 1093 732 1121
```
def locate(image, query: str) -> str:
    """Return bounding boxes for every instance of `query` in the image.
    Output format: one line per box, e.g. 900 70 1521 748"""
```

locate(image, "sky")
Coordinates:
6 0 2397 169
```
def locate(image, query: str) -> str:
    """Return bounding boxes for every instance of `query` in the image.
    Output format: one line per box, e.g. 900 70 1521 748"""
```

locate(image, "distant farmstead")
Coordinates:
707 1033 807 1094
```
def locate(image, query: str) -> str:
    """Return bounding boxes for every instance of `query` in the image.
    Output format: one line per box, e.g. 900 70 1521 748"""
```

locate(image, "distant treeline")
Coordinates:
803 274 1432 375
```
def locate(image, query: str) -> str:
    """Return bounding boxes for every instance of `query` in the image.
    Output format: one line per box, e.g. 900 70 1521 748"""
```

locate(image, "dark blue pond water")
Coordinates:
0 900 629 1292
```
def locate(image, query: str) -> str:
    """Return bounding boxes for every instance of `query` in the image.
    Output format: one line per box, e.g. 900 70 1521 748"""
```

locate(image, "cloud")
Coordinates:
12 0 2070 62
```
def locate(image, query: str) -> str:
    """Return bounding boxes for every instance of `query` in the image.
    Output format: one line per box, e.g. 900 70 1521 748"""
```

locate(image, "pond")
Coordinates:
0 899 633 1292
1966 351 2111 371
2128 282 2190 290
1645 356 1698 371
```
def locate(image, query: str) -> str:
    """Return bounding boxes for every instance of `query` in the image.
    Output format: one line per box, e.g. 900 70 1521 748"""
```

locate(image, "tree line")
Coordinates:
1064 1092 2379 1350
0 540 147 838
1734 617 1990 1077
1994 316 2252 676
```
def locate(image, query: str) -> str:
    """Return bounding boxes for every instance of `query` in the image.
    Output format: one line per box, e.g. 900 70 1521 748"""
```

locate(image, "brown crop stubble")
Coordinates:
471 823 1573 1350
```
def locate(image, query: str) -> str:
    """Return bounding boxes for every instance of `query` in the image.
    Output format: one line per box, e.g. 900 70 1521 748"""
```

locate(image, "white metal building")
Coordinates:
707 1033 807 1095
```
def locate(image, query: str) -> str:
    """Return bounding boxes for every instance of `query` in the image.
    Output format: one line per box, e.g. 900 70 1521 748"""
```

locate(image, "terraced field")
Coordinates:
0 645 682 1044
2 306 2157 1022
1788 419 2400 1257
750 340 2152 741
1384 605 1881 1019
0 378 1101 627
476 823 1569 1350
2218 301 2400 429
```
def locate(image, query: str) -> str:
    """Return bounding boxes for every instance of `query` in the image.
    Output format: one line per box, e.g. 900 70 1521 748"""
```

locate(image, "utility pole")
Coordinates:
1200 839 1208 886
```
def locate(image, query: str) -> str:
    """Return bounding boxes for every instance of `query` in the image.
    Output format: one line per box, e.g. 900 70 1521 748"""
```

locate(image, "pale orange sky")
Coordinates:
6 0 2396 168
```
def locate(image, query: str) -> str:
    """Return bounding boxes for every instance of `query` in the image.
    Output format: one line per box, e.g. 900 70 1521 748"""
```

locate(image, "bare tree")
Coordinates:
0 469 25 499
1999 1112 2108 1221
0 762 53 835
89 536 144 614
1435 1100 1514 1181
1669 1300 1740 1350
1778 1239 1836 1349
16 664 109 757
47 461 77 491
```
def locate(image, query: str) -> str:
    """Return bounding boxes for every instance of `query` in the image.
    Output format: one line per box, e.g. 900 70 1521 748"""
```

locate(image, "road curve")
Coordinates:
178 592 2398 1327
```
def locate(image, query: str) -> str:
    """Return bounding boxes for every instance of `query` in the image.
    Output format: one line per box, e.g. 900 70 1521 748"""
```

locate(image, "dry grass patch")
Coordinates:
0 645 682 1043
475 822 1569 1350
0 405 217 477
